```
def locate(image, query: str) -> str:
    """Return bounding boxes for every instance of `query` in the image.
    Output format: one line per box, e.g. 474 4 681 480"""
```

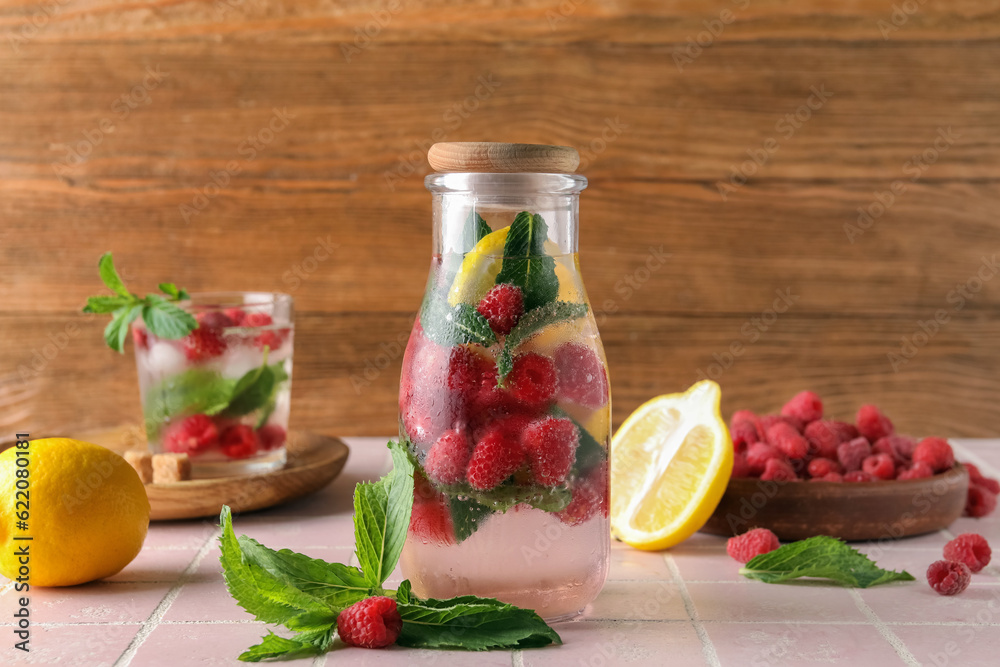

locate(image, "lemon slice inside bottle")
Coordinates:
448 227 510 306
610 380 733 551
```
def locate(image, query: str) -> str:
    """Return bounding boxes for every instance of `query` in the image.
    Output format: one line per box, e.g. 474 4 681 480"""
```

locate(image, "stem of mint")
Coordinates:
83 252 197 352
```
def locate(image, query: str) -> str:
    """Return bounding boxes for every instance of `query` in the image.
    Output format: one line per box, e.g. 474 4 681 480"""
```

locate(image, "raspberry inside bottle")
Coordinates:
398 143 610 620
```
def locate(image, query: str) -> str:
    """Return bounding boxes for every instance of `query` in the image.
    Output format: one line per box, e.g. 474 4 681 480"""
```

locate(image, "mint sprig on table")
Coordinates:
219 440 561 661
82 252 196 352
740 535 915 588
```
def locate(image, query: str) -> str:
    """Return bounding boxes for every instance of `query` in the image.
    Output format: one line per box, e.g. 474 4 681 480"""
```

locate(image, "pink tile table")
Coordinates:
3 438 1000 666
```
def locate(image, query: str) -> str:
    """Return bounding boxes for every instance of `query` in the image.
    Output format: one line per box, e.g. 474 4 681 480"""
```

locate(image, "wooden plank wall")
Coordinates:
1 0 998 438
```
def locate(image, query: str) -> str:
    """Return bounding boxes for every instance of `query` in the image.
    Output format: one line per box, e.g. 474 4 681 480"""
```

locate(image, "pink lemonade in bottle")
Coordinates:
398 146 610 620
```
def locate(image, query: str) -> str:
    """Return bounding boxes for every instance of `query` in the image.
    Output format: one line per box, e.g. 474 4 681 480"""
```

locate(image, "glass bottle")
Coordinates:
398 144 610 620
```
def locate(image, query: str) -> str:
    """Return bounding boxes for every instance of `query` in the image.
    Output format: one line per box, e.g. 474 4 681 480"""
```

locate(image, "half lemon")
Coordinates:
610 380 733 550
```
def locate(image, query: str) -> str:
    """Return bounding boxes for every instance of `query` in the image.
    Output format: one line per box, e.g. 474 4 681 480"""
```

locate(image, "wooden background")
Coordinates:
1 0 998 439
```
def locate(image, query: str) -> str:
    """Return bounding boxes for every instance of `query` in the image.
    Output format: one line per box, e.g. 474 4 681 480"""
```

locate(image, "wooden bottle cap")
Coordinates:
428 142 580 173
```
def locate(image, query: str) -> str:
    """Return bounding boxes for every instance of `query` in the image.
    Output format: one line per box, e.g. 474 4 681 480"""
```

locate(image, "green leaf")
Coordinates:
218 507 338 630
236 536 370 611
397 594 561 650
441 482 572 515
224 365 275 418
497 301 589 382
448 496 494 544
353 441 415 588
158 282 182 299
739 535 916 588
420 297 497 348
494 212 559 311
396 579 413 604
238 628 334 663
142 369 237 437
103 304 143 354
98 252 130 297
141 295 198 340
83 295 130 314
463 211 493 251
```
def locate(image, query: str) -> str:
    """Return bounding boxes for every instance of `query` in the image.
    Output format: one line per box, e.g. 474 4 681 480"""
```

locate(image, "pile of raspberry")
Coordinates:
927 533 992 596
400 284 610 543
729 390 998 517
162 414 287 460
133 307 290 360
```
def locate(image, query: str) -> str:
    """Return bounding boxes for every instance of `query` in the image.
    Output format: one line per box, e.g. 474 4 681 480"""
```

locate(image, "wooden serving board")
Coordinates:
701 464 969 542
83 426 349 521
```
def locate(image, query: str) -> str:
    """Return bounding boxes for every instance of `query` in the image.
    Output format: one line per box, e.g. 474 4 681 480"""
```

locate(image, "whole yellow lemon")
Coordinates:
0 438 150 587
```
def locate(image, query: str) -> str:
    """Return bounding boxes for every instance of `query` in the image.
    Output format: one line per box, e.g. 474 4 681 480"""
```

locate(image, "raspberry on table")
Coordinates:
965 483 998 518
807 457 840 479
726 527 780 564
521 417 579 487
163 414 219 454
761 457 797 482
467 423 526 490
746 443 783 476
766 422 809 460
476 283 524 336
872 435 917 466
257 424 287 451
837 437 871 473
183 326 226 361
336 596 403 649
912 437 954 473
862 453 896 480
424 429 473 486
781 390 823 424
926 560 972 596
856 404 894 442
964 463 1000 494
553 342 609 409
220 424 259 459
943 533 992 573
844 470 874 482
505 352 557 412
556 463 607 526
897 461 934 480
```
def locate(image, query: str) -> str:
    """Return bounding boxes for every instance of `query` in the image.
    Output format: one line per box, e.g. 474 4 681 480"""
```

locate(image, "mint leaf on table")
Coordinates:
397 594 561 650
83 252 196 352
740 535 916 588
238 629 335 663
494 211 559 312
354 440 415 589
420 295 497 348
497 300 588 382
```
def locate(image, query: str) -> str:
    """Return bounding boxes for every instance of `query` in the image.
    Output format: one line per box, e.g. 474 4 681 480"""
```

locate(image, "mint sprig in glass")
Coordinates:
84 253 295 477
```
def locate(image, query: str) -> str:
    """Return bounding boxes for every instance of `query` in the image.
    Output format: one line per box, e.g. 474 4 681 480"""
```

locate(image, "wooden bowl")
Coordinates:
700 464 969 542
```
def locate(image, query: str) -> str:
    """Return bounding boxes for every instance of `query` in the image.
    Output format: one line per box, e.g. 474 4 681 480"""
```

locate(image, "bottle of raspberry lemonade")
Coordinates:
398 143 610 620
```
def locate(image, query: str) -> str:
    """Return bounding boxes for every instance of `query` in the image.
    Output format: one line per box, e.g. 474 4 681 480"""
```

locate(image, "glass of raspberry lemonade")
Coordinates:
133 292 294 477
399 164 611 621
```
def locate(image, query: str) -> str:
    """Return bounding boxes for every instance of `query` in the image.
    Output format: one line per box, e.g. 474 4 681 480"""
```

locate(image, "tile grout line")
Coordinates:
847 589 921 666
112 527 221 667
512 649 525 667
664 554 722 667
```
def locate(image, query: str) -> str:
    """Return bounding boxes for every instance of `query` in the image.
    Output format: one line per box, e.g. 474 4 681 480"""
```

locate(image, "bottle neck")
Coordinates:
427 173 586 256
